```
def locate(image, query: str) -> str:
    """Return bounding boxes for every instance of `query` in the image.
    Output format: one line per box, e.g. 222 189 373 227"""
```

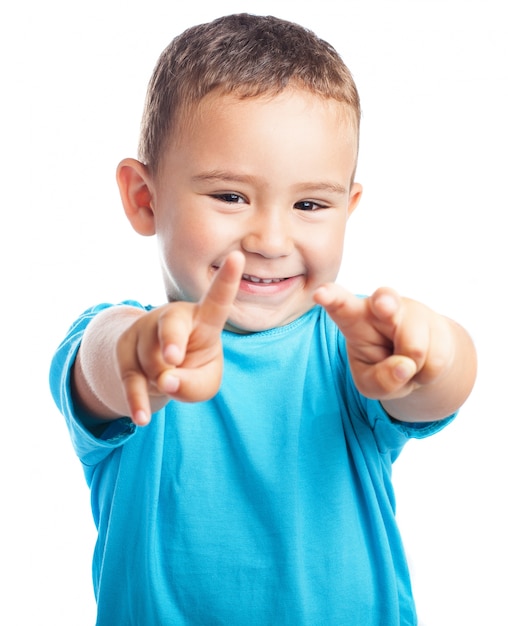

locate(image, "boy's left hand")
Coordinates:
313 283 474 420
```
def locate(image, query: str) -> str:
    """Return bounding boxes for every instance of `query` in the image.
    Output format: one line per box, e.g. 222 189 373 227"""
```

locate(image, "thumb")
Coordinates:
351 354 418 399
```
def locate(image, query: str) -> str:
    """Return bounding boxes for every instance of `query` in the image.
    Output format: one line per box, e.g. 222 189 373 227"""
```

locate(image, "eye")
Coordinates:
212 193 246 204
294 200 325 211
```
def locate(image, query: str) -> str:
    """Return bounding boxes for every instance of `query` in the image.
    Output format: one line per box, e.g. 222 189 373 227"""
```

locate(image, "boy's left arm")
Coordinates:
314 284 477 422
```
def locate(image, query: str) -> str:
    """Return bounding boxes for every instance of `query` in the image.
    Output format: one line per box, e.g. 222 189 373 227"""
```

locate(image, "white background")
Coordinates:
1 1 506 624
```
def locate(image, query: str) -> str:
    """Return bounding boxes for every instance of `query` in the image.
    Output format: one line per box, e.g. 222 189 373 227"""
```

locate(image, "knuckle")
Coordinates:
421 352 450 381
404 344 426 365
122 367 146 392
373 368 398 397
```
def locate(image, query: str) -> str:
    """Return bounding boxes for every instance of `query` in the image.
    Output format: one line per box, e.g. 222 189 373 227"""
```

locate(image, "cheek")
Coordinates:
156 213 224 297
308 222 347 278
157 212 209 258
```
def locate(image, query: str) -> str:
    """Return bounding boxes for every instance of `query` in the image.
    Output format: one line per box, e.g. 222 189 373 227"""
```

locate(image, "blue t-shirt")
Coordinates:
50 303 453 626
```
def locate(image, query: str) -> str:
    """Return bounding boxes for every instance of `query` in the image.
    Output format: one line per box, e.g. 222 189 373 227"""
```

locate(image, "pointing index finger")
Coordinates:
196 251 245 330
313 283 365 333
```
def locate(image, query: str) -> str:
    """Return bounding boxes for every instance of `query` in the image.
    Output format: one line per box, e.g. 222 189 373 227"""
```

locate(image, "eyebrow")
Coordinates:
191 170 257 185
191 170 348 195
292 182 348 196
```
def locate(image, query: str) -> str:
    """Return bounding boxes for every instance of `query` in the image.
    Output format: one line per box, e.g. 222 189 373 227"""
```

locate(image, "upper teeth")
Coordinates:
243 273 285 284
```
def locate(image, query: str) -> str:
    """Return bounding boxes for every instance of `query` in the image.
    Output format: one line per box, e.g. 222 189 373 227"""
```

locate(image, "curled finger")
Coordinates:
120 368 152 426
350 354 418 400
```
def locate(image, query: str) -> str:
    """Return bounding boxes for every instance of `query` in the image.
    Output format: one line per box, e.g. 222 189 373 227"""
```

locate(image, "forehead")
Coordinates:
156 89 359 191
171 87 359 154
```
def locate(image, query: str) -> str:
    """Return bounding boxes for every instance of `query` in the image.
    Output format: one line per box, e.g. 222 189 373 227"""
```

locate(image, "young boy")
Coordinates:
50 13 476 625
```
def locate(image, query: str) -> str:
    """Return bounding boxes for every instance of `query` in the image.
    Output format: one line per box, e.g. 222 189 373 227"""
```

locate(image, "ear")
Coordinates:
347 182 363 218
116 158 156 236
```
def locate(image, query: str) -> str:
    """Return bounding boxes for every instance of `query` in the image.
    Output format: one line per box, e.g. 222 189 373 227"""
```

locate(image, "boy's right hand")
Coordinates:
116 251 245 426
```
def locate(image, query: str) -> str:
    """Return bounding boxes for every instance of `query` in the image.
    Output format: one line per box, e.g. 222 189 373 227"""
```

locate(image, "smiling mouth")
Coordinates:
242 273 288 284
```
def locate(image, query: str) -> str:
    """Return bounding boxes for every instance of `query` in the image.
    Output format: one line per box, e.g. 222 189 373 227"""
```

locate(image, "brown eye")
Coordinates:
213 193 245 204
294 200 323 211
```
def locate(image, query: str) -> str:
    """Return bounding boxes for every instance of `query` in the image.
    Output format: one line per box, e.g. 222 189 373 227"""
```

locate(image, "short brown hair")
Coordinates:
139 13 361 173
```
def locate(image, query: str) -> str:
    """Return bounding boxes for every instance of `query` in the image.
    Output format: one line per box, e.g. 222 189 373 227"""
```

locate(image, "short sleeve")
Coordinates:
49 301 148 468
336 323 456 461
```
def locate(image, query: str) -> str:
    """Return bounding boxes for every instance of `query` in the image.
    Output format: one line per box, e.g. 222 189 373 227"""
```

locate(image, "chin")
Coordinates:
225 306 308 334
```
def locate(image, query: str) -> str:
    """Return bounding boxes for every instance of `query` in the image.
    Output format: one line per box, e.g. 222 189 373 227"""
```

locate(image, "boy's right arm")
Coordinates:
72 251 245 427
73 305 165 424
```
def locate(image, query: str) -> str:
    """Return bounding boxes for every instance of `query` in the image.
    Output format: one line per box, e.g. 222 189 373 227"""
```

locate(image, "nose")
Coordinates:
241 208 294 258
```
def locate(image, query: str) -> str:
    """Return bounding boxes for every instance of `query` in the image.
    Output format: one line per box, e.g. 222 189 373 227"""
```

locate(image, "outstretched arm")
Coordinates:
73 252 245 426
314 284 476 422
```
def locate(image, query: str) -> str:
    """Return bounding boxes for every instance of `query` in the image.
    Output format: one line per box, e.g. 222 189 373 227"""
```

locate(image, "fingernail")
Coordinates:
133 410 149 426
164 344 182 364
313 286 331 305
160 372 180 394
394 360 417 381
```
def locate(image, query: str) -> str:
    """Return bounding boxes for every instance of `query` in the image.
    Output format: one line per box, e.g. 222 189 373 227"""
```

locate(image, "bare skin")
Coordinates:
74 250 476 427
313 283 475 421
73 90 476 427
74 251 246 426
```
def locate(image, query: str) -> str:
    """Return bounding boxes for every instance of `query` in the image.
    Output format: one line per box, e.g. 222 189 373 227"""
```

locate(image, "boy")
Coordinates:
50 13 476 625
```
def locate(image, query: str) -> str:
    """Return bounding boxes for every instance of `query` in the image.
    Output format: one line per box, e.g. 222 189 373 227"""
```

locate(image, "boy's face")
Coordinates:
150 89 361 333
